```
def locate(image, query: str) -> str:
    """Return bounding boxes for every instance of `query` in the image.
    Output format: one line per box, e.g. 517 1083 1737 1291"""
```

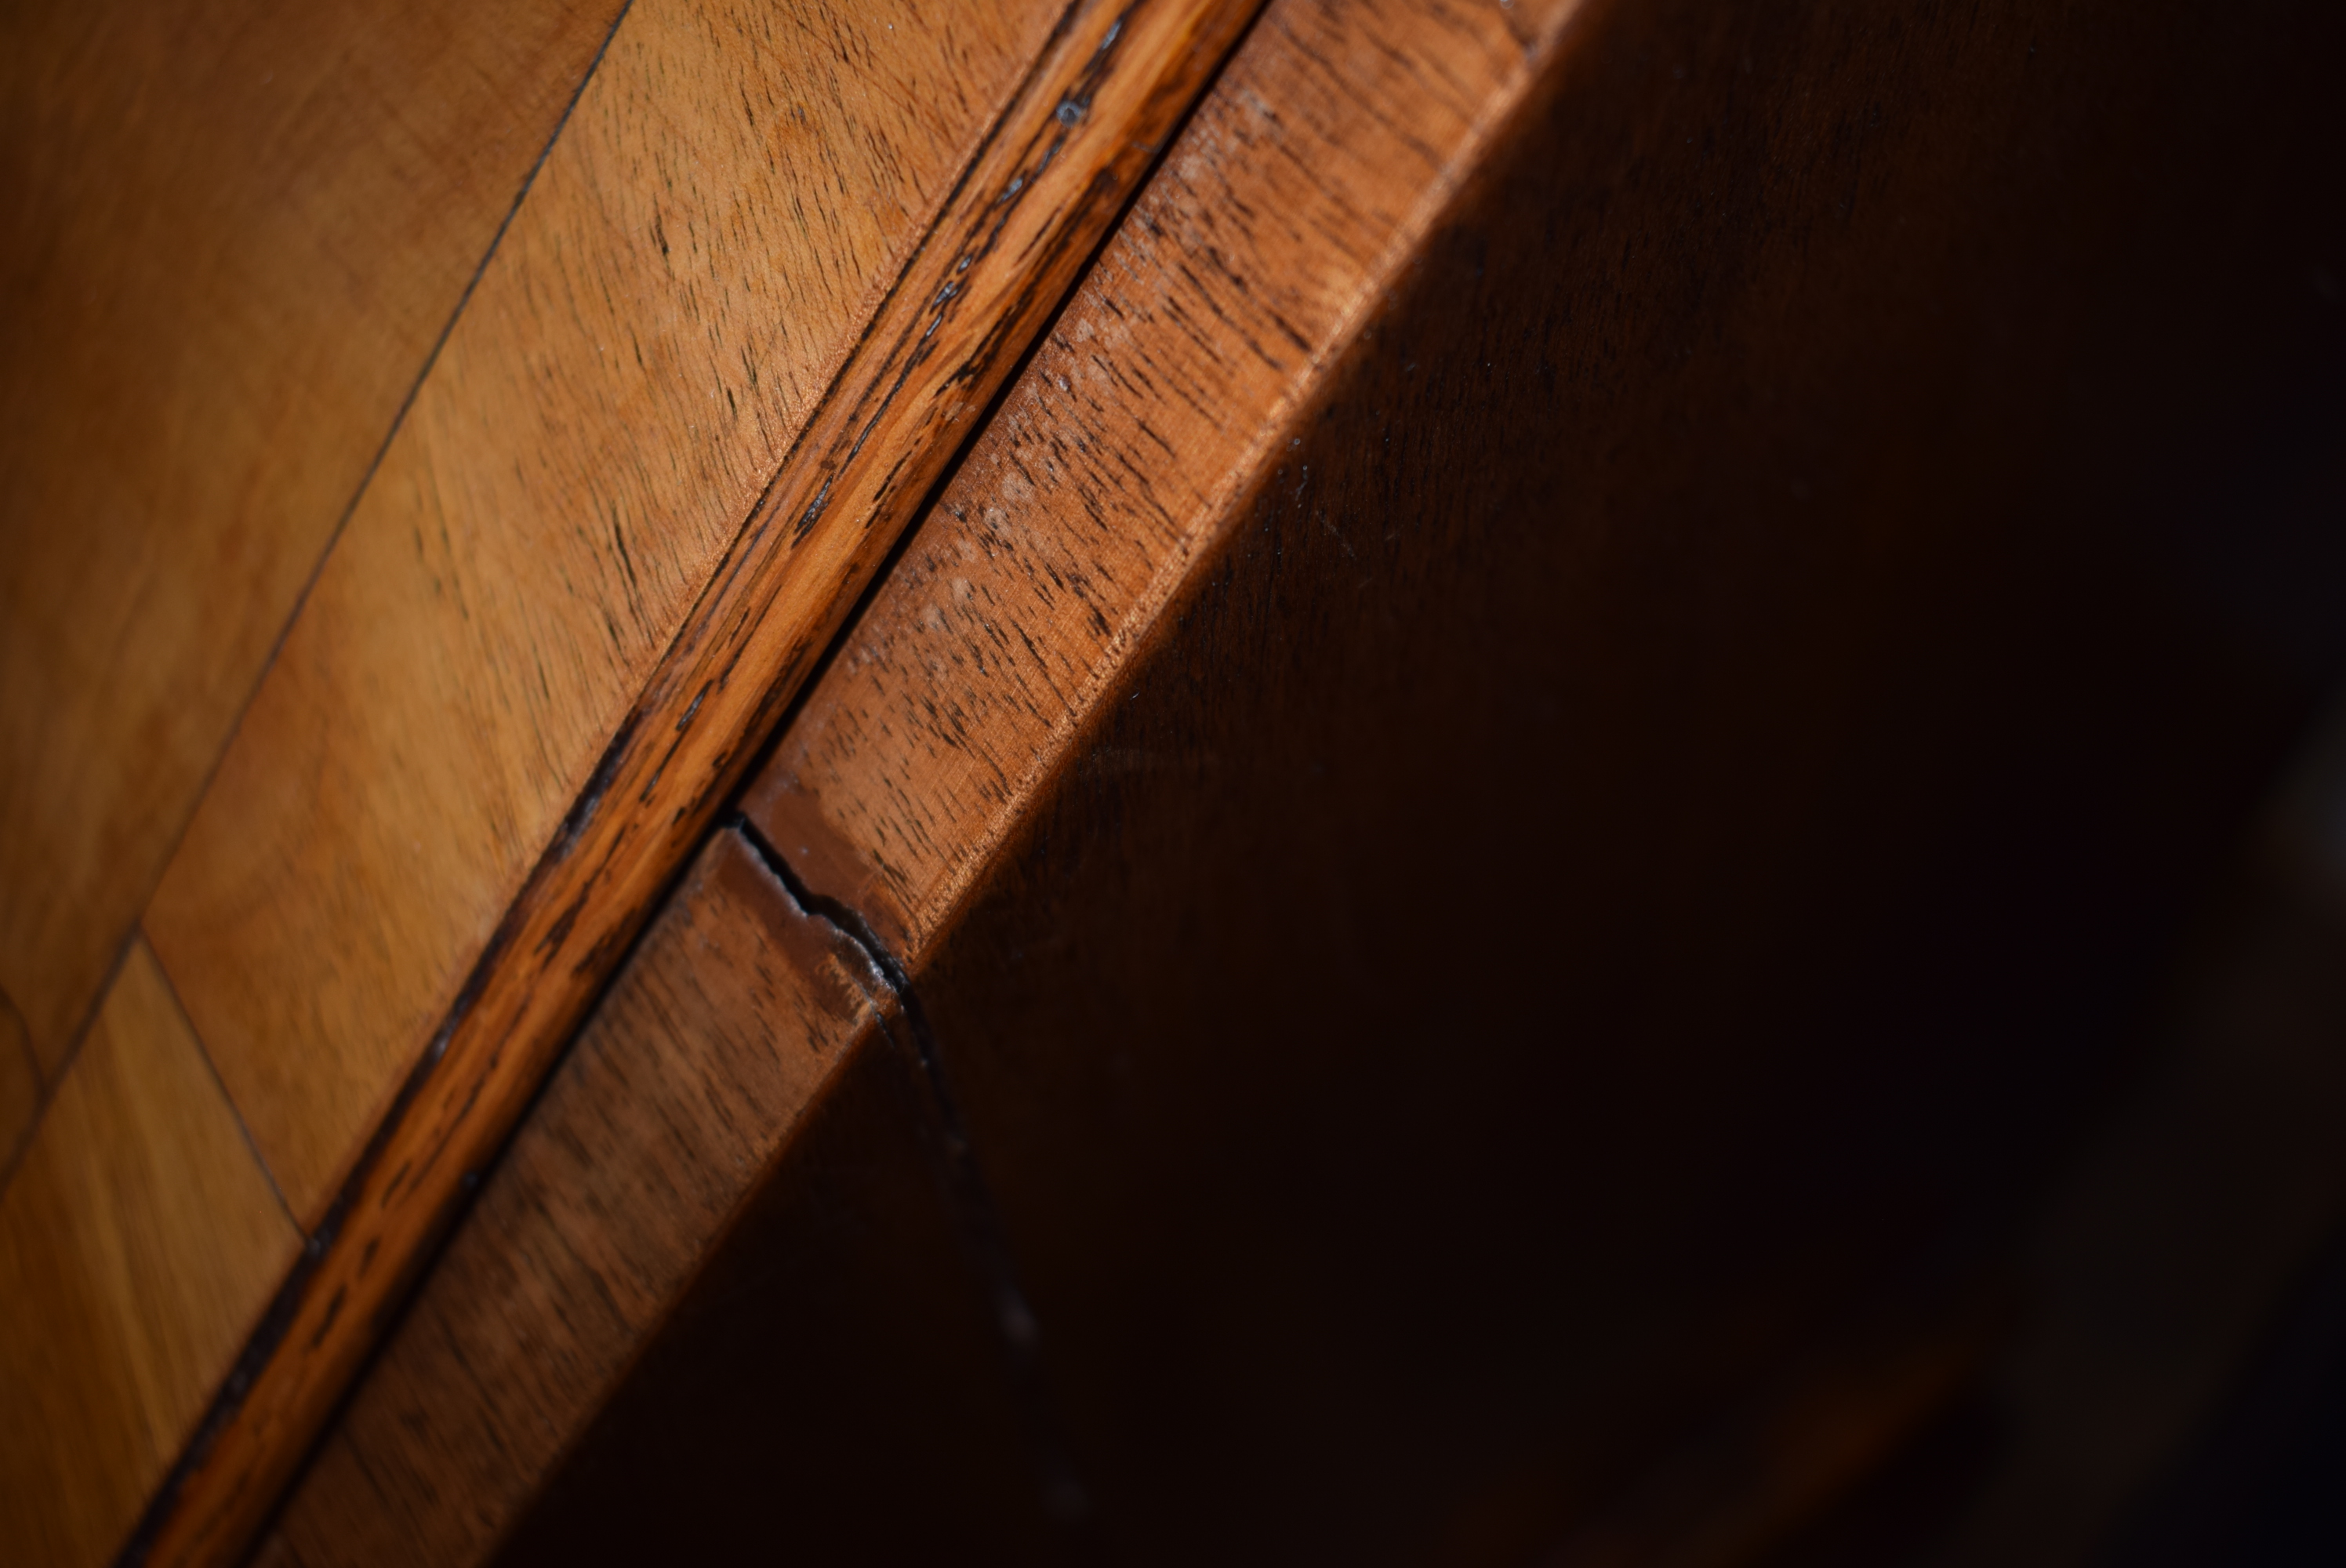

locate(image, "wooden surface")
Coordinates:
743 0 2346 1546
0 0 623 1081
264 0 1600 1554
13 0 2341 1558
262 828 1087 1563
0 993 34 1176
739 0 1589 955
143 0 1070 1226
485 892 1088 1566
262 830 888 1566
119 0 1259 1562
0 942 300 1568
270 0 2346 1558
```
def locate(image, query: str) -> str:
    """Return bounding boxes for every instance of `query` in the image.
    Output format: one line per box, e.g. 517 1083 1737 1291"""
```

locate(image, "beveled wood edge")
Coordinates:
263 826 910 1566
121 2 1262 1563
747 0 1610 973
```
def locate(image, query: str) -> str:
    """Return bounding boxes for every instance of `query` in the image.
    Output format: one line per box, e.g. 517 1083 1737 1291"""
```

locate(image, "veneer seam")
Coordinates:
730 811 1099 1542
143 932 303 1239
0 0 640 1231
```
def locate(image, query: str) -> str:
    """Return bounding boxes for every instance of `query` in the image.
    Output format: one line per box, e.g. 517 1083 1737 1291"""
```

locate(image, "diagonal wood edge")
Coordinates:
249 0 1588 1552
746 0 1602 971
128 2 1262 1562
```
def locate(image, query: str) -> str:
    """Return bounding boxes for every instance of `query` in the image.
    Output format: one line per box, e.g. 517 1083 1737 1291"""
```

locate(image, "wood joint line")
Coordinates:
731 814 1099 1542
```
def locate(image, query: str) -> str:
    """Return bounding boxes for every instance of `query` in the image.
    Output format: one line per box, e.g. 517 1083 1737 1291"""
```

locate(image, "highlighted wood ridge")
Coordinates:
127 1 1261 1562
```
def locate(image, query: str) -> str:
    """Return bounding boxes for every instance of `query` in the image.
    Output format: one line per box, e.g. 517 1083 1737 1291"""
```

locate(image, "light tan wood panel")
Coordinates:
263 830 881 1566
0 0 624 1079
743 0 1589 956
0 938 300 1568
145 0 1070 1225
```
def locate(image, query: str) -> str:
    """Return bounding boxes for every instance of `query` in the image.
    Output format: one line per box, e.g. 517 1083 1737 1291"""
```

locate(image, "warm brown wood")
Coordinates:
0 940 300 1568
0 0 623 1080
129 1 1260 1562
261 830 887 1566
262 0 1595 1555
0 993 34 1176
739 0 1589 959
278 0 2346 1557
729 0 2346 1550
492 1005 1090 1563
116 0 2346 1557
144 0 1070 1225
262 827 1084 1563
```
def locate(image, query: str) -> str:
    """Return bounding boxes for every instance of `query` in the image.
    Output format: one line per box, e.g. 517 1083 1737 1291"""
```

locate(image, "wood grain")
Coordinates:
261 0 1592 1555
0 0 623 1080
264 828 1080 1563
263 831 884 1567
0 940 300 1568
740 0 1590 955
134 1 1258 1561
720 0 2343 1554
146 0 1071 1225
0 989 34 1176
272 0 2346 1555
485 938 1088 1568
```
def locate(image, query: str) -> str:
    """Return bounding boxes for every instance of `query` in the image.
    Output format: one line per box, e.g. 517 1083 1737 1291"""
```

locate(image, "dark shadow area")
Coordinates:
493 1014 1082 1566
1749 742 2346 1565
2102 1223 2346 1568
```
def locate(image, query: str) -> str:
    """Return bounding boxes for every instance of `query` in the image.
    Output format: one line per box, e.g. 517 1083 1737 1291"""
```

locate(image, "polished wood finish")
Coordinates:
741 0 2346 1538
124 1 1258 1561
265 829 1083 1563
11 0 2342 1557
276 0 2346 1557
268 0 1599 1553
738 0 1587 953
0 942 300 1568
0 0 623 1080
263 831 886 1566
